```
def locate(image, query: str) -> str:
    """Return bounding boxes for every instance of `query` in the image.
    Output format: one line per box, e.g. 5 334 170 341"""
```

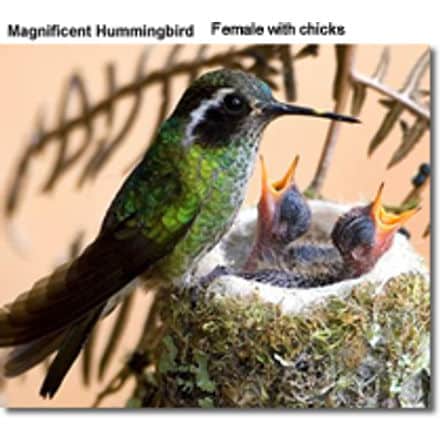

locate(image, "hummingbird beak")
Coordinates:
265 101 360 124
370 183 420 234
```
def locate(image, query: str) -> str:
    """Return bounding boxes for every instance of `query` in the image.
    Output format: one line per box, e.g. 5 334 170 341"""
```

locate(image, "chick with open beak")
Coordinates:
243 155 311 271
332 183 420 278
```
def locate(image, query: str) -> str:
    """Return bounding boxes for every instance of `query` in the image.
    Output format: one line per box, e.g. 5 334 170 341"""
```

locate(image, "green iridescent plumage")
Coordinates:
0 68 358 398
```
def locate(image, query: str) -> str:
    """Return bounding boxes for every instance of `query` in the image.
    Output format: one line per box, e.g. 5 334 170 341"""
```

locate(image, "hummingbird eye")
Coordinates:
223 93 248 115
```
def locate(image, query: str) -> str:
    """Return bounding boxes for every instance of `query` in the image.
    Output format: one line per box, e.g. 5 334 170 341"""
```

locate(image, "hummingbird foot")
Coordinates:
187 265 235 306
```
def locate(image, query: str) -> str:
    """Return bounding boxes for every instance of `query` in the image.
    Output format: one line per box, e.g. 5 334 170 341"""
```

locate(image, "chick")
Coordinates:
243 155 311 271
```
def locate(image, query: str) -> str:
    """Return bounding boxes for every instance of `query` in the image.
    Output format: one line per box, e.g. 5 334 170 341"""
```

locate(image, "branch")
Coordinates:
308 47 430 197
353 48 430 160
307 45 357 196
350 71 430 121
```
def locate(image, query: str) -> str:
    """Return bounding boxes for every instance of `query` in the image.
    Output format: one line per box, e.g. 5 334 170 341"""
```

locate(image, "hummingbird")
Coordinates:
240 183 419 288
0 68 358 398
243 154 311 271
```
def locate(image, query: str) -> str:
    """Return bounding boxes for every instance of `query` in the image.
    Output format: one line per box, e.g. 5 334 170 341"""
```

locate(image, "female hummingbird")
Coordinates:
0 68 358 398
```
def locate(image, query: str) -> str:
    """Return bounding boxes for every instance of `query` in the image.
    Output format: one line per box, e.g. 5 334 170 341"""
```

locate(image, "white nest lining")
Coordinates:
196 200 428 316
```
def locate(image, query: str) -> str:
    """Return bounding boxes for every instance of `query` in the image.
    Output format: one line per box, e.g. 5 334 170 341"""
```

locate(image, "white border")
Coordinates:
0 0 437 438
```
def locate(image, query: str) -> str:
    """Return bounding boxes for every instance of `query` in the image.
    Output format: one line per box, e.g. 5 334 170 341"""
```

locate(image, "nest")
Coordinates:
128 201 430 408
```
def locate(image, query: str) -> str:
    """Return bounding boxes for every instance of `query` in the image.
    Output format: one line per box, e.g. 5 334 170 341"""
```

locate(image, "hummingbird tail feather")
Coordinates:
40 308 103 399
3 330 65 378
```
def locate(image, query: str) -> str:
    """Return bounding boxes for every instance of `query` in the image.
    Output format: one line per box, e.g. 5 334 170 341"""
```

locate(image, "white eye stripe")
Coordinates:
183 87 235 147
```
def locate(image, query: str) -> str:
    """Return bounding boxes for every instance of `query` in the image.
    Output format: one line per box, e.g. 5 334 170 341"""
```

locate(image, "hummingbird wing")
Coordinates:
0 169 200 347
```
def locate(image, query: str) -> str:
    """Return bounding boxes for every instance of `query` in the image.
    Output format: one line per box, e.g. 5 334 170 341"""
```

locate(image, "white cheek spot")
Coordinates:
183 88 235 147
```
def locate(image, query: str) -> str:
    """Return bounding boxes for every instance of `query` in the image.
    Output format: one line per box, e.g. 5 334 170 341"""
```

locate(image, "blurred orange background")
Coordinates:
0 44 430 408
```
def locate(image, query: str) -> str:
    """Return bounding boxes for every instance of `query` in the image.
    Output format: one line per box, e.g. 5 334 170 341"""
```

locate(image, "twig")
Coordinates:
79 48 150 185
82 325 97 386
278 45 296 101
41 74 93 192
350 71 430 121
98 294 136 380
92 366 132 408
77 63 118 187
423 224 430 238
307 45 357 196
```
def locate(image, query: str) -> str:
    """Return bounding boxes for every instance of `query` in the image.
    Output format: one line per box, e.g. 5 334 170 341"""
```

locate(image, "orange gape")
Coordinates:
370 183 420 233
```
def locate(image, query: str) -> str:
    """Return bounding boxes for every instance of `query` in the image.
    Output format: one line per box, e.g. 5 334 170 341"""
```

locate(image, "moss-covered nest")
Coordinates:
127 201 430 408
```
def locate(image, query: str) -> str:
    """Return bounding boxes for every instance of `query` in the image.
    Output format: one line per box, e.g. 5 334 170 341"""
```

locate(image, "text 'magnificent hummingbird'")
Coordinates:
0 69 358 398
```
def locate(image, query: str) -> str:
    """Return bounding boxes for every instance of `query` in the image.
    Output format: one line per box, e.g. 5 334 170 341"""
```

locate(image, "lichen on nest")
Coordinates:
128 272 429 408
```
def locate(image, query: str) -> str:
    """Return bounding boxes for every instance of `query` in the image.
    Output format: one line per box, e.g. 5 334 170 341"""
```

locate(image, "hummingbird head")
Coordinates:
331 183 419 277
257 155 311 245
172 69 359 149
